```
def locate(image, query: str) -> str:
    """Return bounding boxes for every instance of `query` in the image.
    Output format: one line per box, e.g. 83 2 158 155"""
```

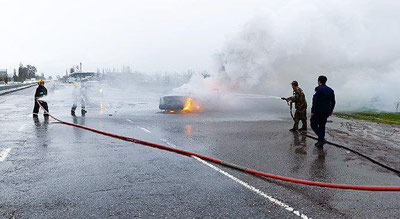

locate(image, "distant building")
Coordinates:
67 62 101 82
69 72 96 79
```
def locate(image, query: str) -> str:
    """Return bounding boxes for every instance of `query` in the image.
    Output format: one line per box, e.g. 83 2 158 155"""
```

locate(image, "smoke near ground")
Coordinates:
175 0 400 112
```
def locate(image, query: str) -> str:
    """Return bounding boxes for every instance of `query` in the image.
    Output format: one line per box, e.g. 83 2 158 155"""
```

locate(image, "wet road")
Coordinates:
1 82 399 218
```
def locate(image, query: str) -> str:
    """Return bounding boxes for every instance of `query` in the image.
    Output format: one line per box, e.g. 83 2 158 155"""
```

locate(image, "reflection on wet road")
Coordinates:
0 82 399 218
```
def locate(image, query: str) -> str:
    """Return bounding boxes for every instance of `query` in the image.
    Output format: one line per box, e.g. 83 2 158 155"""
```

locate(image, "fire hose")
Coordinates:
281 99 400 177
36 100 400 191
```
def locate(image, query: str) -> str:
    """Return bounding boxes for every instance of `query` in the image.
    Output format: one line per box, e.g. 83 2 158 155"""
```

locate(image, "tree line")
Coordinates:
0 63 46 83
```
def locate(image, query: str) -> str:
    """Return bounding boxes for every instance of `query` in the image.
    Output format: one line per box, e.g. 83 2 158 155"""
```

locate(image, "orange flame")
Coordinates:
182 97 202 113
183 97 193 111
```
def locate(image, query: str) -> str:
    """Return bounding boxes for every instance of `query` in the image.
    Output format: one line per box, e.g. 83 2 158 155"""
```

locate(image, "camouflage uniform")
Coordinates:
288 87 307 130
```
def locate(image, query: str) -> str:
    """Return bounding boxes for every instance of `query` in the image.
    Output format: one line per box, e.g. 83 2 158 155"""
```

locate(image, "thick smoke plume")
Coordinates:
175 0 400 112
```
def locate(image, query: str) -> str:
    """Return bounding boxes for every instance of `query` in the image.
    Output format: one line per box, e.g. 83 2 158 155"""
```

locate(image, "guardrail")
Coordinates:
0 83 37 95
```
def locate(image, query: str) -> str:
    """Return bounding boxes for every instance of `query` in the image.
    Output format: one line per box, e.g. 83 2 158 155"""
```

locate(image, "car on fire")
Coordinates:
159 95 201 113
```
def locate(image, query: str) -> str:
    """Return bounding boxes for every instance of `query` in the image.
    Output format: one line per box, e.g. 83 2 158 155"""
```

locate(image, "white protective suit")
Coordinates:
71 82 88 114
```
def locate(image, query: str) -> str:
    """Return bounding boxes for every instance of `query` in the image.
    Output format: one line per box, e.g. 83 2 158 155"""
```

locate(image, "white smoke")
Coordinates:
174 0 400 112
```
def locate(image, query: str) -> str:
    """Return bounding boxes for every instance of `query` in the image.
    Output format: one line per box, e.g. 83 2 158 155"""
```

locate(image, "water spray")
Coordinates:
235 94 282 99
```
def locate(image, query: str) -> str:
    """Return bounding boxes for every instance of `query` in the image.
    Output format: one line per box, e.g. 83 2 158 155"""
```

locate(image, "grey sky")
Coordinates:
1 0 273 76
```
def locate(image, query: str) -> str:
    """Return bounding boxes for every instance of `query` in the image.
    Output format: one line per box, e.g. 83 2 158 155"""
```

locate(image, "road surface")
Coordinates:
0 82 399 218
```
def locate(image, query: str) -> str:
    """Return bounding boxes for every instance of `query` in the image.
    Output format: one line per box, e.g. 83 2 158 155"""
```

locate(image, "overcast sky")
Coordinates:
0 0 276 76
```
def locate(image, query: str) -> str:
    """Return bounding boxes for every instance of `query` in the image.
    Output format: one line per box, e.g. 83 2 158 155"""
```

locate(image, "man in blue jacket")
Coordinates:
311 75 335 148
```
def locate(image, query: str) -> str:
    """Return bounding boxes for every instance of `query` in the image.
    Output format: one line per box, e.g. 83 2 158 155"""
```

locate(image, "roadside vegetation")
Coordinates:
335 112 400 125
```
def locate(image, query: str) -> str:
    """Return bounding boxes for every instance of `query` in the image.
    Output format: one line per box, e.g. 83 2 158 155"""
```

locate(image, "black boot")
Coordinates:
71 110 76 117
315 139 326 148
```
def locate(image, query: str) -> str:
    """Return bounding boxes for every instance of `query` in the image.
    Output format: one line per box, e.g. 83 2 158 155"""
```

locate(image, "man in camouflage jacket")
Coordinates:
285 81 307 131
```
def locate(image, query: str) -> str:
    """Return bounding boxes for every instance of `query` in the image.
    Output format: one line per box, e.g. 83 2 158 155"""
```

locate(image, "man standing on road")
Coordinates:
283 81 308 132
33 80 49 117
311 75 335 148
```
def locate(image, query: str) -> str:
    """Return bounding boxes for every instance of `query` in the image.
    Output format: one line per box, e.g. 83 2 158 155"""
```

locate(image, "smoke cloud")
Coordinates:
175 0 400 112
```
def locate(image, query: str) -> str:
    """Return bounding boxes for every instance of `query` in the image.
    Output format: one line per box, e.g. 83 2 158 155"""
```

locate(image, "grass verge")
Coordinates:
335 112 400 125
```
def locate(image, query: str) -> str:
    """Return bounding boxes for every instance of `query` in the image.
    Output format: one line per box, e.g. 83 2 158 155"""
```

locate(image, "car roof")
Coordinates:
162 95 188 98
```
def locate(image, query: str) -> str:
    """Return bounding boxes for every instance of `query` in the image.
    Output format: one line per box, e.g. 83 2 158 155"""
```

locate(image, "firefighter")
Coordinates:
311 75 336 148
283 81 308 131
71 82 87 116
33 80 49 117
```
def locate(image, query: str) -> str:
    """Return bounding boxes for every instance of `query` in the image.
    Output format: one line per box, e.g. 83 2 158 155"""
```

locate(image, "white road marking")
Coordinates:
0 148 11 162
159 138 178 148
18 124 26 132
140 127 151 133
165 141 177 148
192 156 310 219
126 120 152 134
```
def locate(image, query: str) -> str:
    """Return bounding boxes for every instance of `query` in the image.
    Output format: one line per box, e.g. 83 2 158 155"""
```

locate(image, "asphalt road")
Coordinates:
0 82 399 218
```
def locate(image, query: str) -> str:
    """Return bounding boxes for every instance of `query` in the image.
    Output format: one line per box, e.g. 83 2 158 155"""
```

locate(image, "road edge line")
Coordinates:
192 155 310 219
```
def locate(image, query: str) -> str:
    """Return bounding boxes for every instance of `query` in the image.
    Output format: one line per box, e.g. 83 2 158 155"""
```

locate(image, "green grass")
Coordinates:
335 112 400 125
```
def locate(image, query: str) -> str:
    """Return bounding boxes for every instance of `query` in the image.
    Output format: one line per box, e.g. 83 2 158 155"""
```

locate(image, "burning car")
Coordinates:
159 95 201 113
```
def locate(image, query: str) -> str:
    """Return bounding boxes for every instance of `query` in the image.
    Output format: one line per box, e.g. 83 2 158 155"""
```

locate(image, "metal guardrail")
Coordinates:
0 83 37 95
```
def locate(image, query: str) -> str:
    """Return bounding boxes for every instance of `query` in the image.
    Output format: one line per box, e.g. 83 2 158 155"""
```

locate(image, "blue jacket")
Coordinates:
311 85 335 115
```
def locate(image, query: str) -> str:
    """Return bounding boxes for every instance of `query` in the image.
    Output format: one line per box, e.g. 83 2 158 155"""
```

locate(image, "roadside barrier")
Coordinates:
36 100 400 191
0 83 37 96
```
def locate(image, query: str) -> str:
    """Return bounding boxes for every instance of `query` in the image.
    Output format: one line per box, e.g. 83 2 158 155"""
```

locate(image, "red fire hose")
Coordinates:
36 100 400 191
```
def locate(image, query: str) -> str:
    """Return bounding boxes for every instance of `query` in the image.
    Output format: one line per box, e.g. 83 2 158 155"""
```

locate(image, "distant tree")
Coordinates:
18 63 29 82
13 69 18 82
48 76 53 80
27 65 37 78
17 64 37 81
122 66 132 73
0 69 8 83
201 71 211 78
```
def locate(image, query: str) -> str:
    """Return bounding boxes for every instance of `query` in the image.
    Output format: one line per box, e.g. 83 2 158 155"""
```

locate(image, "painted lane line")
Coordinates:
128 119 152 134
159 138 178 148
165 141 178 148
192 156 310 219
0 148 11 162
140 127 152 133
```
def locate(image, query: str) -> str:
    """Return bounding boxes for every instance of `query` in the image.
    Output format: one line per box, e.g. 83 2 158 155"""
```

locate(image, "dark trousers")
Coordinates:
33 100 49 114
293 109 307 129
310 113 328 141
